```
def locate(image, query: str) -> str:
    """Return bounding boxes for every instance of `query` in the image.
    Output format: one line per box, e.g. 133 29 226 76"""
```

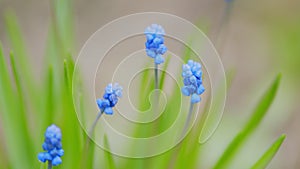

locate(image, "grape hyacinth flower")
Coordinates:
96 83 123 115
38 124 64 169
181 60 205 103
181 60 205 134
89 83 123 135
145 24 167 89
144 24 167 65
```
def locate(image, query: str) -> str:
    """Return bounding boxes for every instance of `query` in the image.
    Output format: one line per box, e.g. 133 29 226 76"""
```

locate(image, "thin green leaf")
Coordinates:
4 10 37 99
182 38 193 62
251 134 286 169
61 58 83 169
138 63 153 111
199 68 233 143
159 55 171 90
225 68 236 90
64 59 71 91
9 51 35 151
4 11 30 74
213 74 281 169
51 0 75 54
80 138 95 169
0 43 32 169
41 65 54 130
176 97 213 169
104 134 116 169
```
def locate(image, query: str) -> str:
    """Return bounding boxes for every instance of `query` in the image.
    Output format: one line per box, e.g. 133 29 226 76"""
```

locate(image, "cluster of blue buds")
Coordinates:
97 83 123 115
144 24 168 65
181 60 205 104
38 124 64 166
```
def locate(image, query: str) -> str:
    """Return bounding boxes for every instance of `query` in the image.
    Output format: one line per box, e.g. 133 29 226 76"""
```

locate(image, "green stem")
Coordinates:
182 100 194 136
154 63 158 90
48 161 52 169
89 111 103 136
80 111 103 168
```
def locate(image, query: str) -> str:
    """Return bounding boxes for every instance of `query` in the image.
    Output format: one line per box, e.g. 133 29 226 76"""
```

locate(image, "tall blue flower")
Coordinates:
96 83 123 115
144 24 167 65
38 124 64 167
181 60 205 103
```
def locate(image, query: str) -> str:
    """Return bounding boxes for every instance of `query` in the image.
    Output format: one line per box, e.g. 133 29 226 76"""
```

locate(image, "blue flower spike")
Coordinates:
89 83 123 136
180 60 205 134
38 124 64 168
96 83 123 115
181 60 205 104
145 24 167 65
145 24 168 89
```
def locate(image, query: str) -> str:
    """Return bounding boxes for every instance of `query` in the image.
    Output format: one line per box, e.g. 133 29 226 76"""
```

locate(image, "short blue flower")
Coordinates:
145 24 167 64
97 83 123 115
181 60 205 103
38 124 64 166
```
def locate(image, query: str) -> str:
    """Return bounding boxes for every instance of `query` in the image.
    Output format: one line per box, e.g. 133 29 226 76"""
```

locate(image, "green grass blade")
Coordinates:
0 43 32 169
64 59 71 91
4 10 37 95
4 11 30 73
138 63 153 111
80 138 95 169
51 0 75 53
40 65 54 130
199 68 235 143
104 134 116 169
182 38 193 62
225 68 236 90
87 141 95 169
213 74 281 169
61 57 83 169
251 134 286 169
159 55 171 90
9 51 35 152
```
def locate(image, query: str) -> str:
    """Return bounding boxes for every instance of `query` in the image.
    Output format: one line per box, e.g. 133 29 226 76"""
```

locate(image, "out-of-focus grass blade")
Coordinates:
225 68 236 89
46 0 80 167
86 140 95 169
182 38 193 62
4 11 31 75
0 43 32 169
175 98 213 169
0 141 10 169
40 65 54 131
159 55 171 90
64 60 71 91
213 74 281 169
251 134 286 169
64 53 75 90
4 11 37 98
80 138 95 169
138 63 153 111
61 57 83 169
9 51 35 150
199 68 234 143
104 134 116 169
51 0 74 53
